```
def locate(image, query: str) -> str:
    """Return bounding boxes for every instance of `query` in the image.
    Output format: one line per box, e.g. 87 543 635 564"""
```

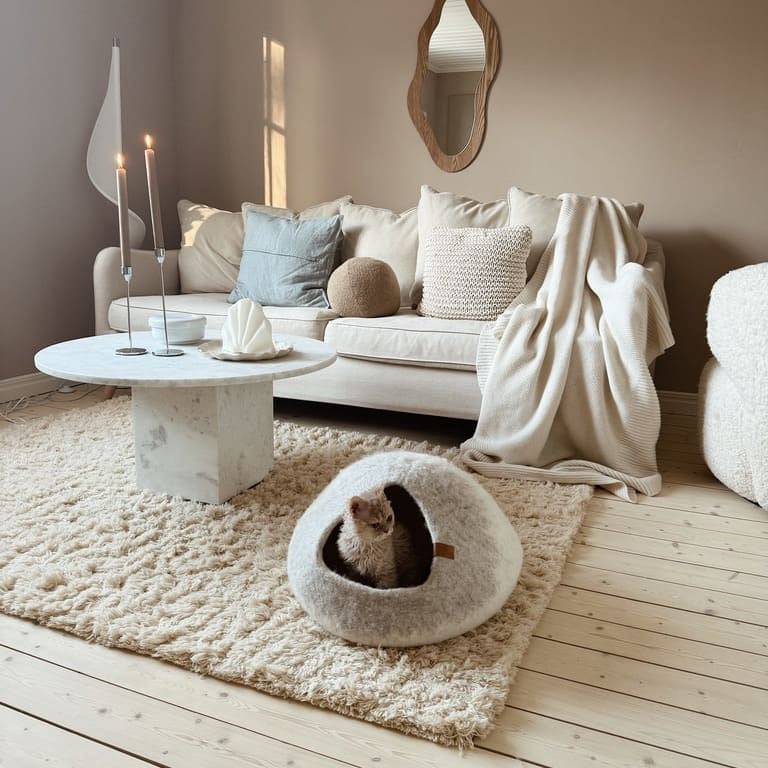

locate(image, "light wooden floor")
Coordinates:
1 387 766 768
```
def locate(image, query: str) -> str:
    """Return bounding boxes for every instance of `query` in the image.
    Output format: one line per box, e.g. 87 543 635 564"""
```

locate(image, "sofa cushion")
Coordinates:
418 225 531 321
229 210 342 308
507 186 645 277
178 197 353 296
324 310 487 370
340 202 418 307
178 200 244 294
108 294 338 340
413 186 509 307
241 196 352 224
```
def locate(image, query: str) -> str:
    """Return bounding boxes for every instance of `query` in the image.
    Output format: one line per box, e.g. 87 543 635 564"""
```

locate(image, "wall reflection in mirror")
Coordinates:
419 0 485 156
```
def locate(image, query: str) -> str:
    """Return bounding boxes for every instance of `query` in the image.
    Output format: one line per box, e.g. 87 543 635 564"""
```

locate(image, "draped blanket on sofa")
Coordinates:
460 195 674 501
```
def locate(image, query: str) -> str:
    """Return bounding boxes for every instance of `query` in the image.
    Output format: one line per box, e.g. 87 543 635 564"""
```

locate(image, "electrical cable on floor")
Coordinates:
0 383 104 425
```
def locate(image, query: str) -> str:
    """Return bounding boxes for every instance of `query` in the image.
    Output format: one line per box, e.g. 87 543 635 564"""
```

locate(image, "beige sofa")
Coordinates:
94 188 657 422
94 247 483 419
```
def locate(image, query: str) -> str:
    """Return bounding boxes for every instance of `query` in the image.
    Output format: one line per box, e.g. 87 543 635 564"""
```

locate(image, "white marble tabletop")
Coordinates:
35 332 337 388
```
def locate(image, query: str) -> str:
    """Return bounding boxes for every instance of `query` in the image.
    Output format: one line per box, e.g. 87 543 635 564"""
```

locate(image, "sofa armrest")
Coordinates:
93 247 180 334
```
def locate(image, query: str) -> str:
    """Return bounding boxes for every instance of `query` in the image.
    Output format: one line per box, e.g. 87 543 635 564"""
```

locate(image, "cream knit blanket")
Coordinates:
460 195 674 500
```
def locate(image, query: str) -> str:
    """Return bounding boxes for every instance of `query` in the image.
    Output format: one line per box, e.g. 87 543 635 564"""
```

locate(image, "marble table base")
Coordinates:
132 382 274 503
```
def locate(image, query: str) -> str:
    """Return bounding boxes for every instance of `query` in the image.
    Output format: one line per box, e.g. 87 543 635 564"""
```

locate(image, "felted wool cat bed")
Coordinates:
287 451 523 647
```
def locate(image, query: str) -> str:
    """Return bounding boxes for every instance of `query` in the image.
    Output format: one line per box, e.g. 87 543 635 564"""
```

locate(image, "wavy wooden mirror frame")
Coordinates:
407 0 500 173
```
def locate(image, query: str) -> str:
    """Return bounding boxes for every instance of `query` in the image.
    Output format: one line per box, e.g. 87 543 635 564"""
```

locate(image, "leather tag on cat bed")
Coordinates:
433 542 455 559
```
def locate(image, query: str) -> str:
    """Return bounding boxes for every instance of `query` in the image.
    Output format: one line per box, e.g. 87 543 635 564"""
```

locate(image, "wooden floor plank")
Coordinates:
521 639 768 730
576 527 768 576
596 483 765 522
589 497 768 539
561 562 768 626
0 704 151 768
534 609 768 688
548 585 768 657
0 616 515 767
483 707 722 768
569 544 768 602
0 647 351 768
506 670 766 768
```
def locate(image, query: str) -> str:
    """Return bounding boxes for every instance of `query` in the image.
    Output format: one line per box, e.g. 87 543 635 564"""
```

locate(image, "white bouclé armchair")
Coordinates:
698 264 768 509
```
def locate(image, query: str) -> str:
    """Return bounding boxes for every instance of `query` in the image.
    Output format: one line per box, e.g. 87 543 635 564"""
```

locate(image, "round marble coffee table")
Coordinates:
35 332 336 504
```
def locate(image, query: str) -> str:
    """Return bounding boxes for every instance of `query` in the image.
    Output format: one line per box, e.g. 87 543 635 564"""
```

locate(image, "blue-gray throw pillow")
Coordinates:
229 210 343 307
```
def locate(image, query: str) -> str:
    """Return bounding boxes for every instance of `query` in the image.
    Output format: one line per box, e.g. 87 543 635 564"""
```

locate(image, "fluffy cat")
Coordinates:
337 487 421 589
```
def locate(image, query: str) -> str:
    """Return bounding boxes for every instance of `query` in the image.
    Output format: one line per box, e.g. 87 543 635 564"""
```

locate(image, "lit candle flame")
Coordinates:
144 134 153 149
115 153 124 169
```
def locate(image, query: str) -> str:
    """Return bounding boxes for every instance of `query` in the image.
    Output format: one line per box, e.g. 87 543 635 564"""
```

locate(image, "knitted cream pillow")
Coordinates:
418 225 532 321
412 185 509 307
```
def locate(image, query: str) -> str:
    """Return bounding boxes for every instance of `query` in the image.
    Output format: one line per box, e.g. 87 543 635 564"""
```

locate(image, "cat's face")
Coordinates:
346 489 394 542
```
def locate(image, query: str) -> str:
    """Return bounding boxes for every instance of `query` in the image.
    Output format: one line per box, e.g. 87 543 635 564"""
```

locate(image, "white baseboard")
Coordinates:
0 372 62 404
659 390 697 417
0 371 699 420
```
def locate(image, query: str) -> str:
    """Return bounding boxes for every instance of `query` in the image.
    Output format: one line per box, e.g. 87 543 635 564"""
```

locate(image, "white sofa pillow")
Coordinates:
241 195 352 224
507 186 645 277
340 202 418 307
413 185 508 307
178 200 244 294
418 226 531 321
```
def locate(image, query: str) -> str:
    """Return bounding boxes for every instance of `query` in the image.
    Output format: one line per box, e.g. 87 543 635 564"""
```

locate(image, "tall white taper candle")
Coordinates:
143 134 164 250
115 153 131 269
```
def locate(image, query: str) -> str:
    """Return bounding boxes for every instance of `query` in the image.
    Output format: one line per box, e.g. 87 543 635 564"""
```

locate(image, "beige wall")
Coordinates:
174 0 768 393
172 0 272 211
5 0 766 392
0 0 179 380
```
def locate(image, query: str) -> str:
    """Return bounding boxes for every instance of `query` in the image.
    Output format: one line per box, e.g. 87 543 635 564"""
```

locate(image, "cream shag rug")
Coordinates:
0 398 591 748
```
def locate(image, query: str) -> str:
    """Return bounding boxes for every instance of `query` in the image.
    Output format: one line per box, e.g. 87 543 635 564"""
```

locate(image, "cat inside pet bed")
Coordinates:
322 485 433 589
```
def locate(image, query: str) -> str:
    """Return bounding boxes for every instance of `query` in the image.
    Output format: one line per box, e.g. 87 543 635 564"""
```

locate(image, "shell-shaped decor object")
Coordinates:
221 299 275 356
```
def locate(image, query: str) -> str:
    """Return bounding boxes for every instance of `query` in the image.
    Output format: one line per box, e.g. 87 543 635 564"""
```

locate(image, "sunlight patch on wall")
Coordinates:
263 37 287 208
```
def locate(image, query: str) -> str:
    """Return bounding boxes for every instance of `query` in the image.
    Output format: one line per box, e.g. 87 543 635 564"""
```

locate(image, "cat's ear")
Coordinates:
348 496 374 521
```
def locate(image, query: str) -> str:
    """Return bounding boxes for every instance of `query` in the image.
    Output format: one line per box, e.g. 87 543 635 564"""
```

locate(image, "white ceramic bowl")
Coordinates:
148 313 206 344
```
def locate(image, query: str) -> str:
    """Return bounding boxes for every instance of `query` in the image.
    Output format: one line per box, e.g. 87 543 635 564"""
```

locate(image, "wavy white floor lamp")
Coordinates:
87 36 147 357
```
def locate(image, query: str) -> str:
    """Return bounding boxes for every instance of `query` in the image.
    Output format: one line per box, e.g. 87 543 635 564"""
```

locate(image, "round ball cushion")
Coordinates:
328 257 401 317
287 451 523 647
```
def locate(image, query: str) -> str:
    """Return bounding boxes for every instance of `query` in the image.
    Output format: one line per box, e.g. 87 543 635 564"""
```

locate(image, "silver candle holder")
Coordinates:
151 247 184 357
115 266 148 356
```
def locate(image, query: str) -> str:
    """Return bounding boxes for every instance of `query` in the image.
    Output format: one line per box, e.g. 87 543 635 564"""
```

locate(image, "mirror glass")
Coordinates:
419 0 486 156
